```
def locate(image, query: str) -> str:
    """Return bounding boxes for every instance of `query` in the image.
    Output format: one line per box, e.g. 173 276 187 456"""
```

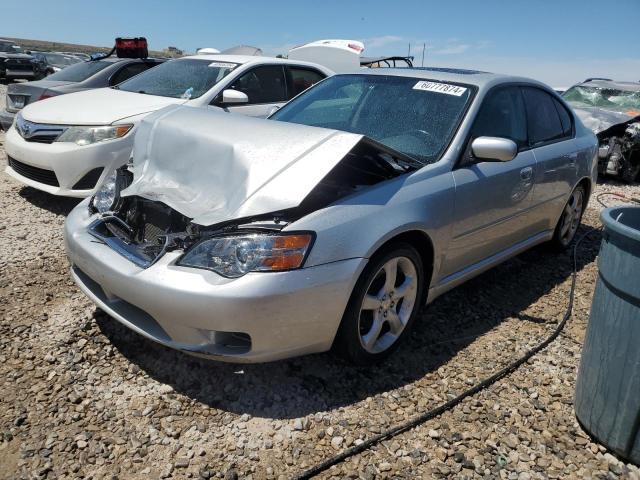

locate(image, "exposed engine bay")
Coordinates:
596 120 640 182
563 80 640 183
88 138 417 268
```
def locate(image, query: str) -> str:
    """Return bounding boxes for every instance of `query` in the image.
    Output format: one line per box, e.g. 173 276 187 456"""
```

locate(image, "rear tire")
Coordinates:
549 185 586 250
334 243 425 364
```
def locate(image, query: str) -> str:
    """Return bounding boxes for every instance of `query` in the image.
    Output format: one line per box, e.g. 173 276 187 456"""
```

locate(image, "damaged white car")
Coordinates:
65 69 597 363
563 79 640 182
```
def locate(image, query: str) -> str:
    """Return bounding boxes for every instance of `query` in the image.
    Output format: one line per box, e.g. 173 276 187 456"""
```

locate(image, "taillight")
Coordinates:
38 94 53 101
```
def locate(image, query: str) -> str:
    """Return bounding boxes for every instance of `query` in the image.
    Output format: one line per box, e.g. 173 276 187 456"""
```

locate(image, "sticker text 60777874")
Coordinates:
413 81 468 96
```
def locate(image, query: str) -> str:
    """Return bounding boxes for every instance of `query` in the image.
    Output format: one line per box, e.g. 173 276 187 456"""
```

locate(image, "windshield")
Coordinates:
0 42 23 54
271 74 473 164
45 53 81 67
117 59 238 99
563 85 640 112
46 60 111 82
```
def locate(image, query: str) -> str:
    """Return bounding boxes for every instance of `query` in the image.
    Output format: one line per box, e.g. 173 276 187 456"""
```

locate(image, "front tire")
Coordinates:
334 243 425 364
550 185 585 250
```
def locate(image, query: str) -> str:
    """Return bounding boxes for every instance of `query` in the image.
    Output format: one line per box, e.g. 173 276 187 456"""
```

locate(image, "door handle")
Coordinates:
520 167 533 181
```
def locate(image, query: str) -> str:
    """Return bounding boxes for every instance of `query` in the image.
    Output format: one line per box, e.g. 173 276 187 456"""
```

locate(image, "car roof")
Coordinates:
576 79 640 92
343 67 549 90
179 54 329 68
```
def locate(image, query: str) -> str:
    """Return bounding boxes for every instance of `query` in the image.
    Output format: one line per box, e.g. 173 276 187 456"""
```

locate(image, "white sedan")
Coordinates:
4 54 332 197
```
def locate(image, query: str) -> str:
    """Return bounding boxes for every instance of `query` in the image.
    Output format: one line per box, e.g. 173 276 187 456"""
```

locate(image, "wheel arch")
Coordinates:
367 229 435 304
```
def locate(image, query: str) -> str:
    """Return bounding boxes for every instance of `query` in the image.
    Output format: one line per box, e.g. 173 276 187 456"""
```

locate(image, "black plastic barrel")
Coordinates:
575 206 640 465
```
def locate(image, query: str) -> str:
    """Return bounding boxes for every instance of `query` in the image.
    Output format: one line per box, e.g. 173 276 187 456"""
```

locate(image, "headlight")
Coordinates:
178 233 314 278
56 124 132 146
90 168 131 214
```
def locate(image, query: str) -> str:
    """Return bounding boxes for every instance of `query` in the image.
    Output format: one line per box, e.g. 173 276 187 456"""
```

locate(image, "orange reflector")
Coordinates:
625 110 640 117
115 125 132 137
262 253 305 270
273 234 312 249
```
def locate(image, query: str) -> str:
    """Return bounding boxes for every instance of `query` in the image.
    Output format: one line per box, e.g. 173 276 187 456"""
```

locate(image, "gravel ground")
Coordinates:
1 81 640 480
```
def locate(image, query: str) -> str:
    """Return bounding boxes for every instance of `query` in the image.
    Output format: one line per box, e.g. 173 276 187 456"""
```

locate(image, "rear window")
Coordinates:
46 60 112 82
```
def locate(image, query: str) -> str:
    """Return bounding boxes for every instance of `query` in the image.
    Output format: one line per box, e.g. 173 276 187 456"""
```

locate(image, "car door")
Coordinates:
521 87 577 231
220 65 288 117
441 85 537 279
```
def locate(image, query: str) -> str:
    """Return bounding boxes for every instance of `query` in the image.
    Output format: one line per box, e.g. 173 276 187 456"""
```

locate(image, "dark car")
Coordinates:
30 51 83 77
0 39 37 82
0 56 164 130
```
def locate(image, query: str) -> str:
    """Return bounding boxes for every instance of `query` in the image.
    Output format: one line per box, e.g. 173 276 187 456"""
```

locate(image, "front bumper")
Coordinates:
0 109 14 131
64 201 365 363
5 69 36 80
4 125 133 197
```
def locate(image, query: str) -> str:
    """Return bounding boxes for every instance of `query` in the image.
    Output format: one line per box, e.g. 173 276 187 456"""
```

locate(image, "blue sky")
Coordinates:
3 0 639 86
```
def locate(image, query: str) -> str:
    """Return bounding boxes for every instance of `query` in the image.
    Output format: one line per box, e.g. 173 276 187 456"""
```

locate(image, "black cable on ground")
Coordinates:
295 228 601 479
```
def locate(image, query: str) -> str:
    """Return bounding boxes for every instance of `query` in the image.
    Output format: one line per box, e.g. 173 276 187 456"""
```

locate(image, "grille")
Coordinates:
6 60 33 71
23 132 62 144
7 157 59 187
72 167 103 190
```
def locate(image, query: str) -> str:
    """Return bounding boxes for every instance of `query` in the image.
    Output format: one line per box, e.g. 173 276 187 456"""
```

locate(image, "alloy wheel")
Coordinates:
559 188 584 246
357 256 418 354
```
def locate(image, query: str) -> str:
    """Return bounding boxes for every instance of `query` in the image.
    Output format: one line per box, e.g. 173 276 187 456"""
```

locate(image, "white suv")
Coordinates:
5 54 332 197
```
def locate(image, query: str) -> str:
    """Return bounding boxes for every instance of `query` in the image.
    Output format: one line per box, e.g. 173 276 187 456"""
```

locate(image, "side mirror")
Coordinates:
221 89 249 105
471 136 517 162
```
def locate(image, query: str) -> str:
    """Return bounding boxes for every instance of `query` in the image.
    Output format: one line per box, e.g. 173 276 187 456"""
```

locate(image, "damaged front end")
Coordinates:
595 119 640 182
87 108 418 275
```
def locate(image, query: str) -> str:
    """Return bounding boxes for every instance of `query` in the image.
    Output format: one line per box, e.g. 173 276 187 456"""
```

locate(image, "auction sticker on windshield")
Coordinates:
413 81 467 96
208 62 237 69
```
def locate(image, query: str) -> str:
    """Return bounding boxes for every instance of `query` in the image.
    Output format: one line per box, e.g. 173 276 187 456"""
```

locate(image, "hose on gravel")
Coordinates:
295 230 606 478
296 192 640 479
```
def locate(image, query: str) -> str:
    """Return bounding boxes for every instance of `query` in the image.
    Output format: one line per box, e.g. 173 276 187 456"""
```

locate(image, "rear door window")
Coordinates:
227 65 287 104
110 62 152 85
471 86 528 149
522 87 565 146
287 67 325 98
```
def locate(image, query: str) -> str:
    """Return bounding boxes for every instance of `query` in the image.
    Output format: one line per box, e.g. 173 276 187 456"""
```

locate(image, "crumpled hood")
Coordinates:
122 105 363 226
20 88 187 125
572 106 639 134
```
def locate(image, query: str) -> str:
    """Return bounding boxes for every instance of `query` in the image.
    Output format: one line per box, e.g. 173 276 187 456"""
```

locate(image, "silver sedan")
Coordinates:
64 68 598 363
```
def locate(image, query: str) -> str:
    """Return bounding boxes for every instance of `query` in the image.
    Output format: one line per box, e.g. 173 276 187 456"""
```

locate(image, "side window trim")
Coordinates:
551 97 575 139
